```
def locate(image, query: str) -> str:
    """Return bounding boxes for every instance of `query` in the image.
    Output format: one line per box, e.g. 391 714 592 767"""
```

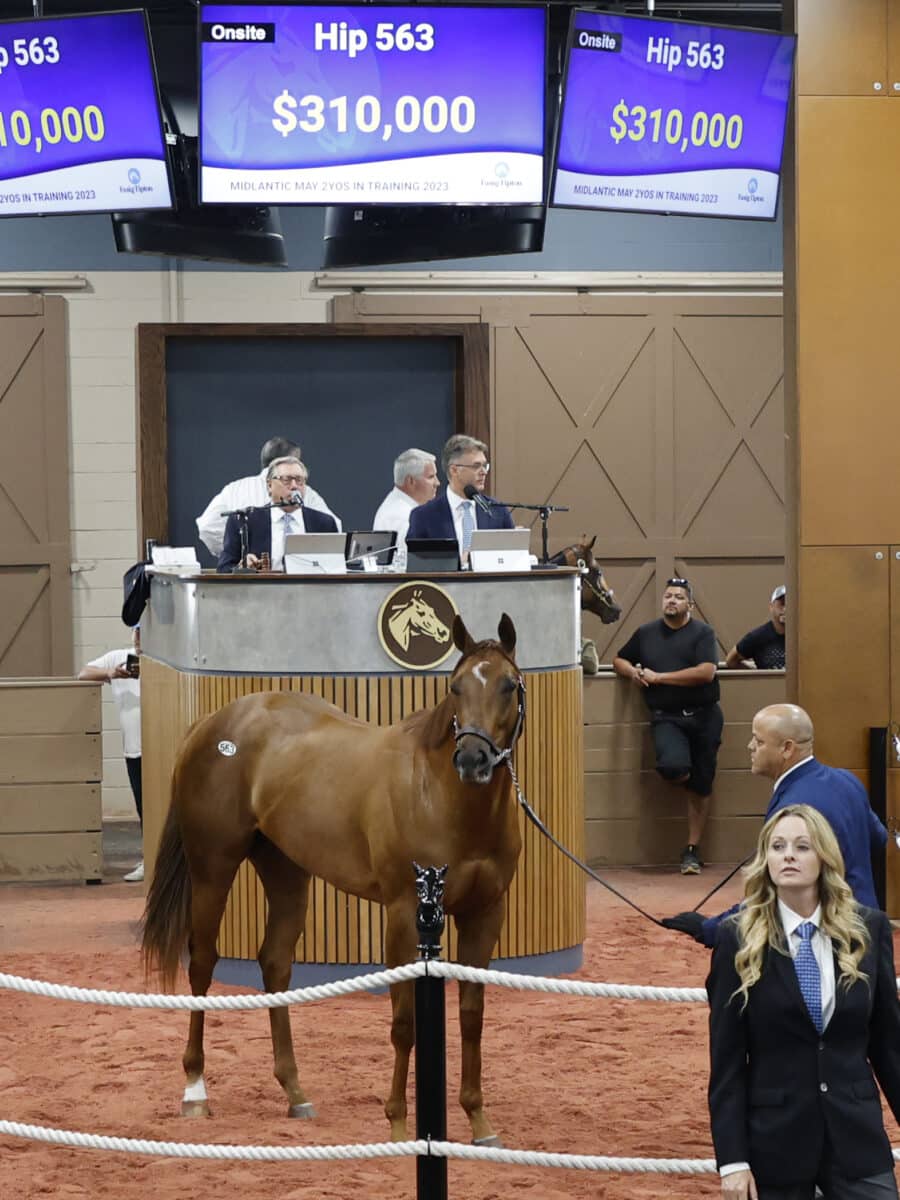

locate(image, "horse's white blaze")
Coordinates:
472 661 490 687
183 1077 208 1102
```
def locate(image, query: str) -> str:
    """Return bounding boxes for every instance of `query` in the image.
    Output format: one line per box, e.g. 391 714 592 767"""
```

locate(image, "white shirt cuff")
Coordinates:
720 1162 751 1177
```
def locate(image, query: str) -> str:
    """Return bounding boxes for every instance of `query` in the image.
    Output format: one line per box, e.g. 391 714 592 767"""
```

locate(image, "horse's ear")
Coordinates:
586 535 596 552
453 614 475 656
497 613 516 657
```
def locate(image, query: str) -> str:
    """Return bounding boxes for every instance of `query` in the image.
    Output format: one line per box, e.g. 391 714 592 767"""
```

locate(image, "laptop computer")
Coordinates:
345 530 398 571
284 532 347 575
468 528 533 573
405 538 461 573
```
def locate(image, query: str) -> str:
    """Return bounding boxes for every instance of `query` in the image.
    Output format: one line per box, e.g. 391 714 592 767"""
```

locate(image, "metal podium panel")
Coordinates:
143 571 580 675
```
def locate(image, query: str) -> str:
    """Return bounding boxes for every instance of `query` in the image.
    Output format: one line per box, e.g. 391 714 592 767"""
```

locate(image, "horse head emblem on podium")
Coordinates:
388 588 451 651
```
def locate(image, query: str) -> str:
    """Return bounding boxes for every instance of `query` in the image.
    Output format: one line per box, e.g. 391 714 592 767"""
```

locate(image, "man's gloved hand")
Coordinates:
661 911 706 943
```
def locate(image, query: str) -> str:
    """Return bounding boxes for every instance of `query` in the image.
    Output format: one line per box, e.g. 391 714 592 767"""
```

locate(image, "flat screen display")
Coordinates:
199 4 546 205
552 12 795 220
0 9 171 216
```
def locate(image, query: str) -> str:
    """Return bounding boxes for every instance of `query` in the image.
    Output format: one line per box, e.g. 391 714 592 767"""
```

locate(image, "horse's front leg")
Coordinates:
455 897 506 1146
383 901 417 1141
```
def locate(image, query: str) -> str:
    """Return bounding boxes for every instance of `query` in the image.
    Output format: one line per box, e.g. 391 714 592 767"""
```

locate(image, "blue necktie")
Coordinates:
283 511 295 536
461 501 475 554
793 921 823 1033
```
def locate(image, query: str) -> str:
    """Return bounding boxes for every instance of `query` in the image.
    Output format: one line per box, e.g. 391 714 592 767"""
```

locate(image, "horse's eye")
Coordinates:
450 682 462 696
500 676 517 694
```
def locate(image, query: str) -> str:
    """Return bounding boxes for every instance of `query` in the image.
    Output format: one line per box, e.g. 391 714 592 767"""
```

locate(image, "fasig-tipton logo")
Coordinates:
573 27 622 53
200 21 275 43
120 167 152 196
377 582 459 670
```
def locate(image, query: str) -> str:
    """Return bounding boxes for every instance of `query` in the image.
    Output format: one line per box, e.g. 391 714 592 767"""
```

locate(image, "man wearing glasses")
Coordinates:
197 435 341 559
407 434 513 565
217 456 338 572
613 577 723 875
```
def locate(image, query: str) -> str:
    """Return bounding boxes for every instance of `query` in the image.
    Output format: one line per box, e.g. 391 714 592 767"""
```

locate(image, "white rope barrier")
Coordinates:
3 1117 900 1171
0 1118 719 1171
6 962 900 1176
0 963 711 1008
0 964 424 1010
2 963 897 1010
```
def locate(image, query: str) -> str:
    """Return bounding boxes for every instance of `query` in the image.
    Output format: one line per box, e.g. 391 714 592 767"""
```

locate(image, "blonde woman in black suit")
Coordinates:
707 803 900 1200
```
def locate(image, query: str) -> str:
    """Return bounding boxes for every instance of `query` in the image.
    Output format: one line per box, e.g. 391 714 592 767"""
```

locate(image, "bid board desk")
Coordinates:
141 569 584 984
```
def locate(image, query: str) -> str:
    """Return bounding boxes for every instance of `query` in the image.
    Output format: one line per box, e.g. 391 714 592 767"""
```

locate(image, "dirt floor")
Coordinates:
1 849 898 1200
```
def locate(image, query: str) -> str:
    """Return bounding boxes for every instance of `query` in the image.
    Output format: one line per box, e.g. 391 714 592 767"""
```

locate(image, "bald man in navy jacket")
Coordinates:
663 704 887 946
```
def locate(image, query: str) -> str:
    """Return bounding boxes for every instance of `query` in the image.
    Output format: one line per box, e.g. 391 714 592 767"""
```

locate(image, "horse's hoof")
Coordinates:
180 1100 210 1118
473 1134 503 1148
288 1102 316 1119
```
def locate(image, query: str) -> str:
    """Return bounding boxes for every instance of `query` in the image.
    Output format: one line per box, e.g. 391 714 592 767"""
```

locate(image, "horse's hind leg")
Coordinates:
455 898 506 1146
250 836 314 1118
182 863 243 1117
383 901 418 1141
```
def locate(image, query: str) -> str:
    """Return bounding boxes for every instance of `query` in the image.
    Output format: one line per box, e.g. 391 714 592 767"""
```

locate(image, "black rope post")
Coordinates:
413 862 448 1200
869 727 888 911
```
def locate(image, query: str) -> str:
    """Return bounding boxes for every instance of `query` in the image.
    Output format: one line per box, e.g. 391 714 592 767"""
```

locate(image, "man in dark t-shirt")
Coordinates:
613 577 723 876
725 584 786 670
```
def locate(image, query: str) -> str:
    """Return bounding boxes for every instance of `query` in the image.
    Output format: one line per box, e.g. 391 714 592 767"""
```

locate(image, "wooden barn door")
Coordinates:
0 295 72 676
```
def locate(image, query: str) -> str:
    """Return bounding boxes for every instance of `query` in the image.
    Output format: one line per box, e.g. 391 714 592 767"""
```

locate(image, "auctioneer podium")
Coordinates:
141 569 584 984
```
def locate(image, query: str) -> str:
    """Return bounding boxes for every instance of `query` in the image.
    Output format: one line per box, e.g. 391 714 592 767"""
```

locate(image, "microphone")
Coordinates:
463 483 492 515
289 490 305 507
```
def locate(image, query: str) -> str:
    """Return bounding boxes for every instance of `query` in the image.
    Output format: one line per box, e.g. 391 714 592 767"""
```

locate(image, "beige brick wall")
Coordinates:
61 268 331 817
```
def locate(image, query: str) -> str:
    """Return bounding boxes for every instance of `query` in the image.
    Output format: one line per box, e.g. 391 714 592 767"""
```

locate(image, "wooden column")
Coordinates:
788 0 900 910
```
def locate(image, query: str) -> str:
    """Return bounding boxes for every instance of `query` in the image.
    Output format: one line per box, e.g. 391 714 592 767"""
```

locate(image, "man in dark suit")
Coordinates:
407 434 513 566
663 704 888 945
218 456 338 572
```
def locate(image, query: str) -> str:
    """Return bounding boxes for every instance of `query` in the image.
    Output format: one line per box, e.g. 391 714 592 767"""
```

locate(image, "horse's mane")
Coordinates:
404 638 518 751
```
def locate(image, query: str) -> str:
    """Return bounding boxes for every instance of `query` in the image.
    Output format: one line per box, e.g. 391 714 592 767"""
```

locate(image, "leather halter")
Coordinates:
551 545 615 607
451 673 527 769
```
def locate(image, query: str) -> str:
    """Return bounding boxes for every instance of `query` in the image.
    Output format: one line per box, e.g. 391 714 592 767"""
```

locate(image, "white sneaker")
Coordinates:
123 861 144 883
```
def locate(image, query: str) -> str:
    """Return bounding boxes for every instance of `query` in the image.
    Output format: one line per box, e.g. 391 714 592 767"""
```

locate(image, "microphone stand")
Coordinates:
487 499 570 567
220 501 297 574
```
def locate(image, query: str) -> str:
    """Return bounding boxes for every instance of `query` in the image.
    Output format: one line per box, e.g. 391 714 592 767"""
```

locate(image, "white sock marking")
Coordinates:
183 1077 208 1103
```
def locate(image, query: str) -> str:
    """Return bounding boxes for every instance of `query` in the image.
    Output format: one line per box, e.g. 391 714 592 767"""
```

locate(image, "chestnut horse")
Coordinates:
551 535 622 623
141 614 524 1146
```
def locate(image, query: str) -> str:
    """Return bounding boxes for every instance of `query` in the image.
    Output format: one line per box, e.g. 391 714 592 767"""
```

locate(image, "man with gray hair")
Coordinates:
217 456 338 572
196 435 341 558
407 434 513 564
372 448 439 571
662 702 888 944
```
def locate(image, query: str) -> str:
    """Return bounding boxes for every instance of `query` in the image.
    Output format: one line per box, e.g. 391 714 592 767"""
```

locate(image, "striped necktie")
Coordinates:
461 501 475 554
793 921 823 1033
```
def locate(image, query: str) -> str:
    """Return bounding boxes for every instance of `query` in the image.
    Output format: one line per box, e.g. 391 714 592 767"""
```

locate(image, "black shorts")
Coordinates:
649 704 723 797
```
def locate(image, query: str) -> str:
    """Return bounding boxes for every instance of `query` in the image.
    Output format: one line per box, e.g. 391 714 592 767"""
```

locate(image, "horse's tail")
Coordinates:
141 799 192 990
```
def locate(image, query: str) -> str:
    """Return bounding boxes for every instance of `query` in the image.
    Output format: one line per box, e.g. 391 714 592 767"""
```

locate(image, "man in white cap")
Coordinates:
725 584 786 669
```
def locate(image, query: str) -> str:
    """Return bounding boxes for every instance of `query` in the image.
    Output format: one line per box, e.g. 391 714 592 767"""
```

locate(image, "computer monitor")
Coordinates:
345 530 398 570
468 528 532 573
284 532 347 575
405 538 460 574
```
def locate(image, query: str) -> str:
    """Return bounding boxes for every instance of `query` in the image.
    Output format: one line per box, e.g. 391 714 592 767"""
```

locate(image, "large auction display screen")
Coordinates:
0 9 171 216
552 12 795 219
199 4 546 205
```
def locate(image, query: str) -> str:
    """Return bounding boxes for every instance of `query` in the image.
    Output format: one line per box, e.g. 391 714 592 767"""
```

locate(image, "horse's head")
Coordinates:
407 592 450 643
556 536 622 624
449 613 525 785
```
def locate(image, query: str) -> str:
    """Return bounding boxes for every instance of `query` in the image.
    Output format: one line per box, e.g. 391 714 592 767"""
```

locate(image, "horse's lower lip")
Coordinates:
457 765 493 785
